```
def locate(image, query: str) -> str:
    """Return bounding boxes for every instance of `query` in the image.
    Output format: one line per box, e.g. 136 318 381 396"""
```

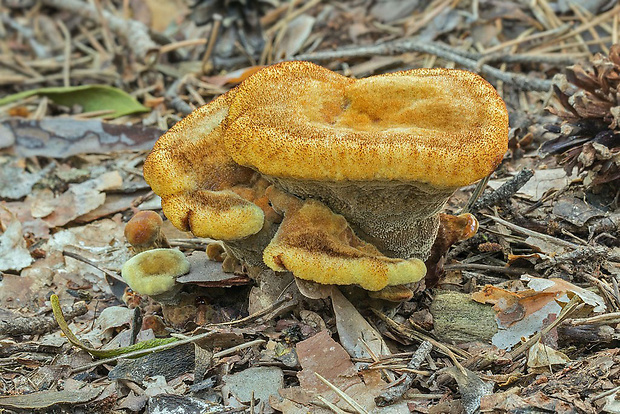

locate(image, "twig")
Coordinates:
70 329 217 374
56 19 71 88
371 309 470 362
534 245 620 271
590 385 620 402
315 373 369 414
201 14 222 73
201 294 293 329
40 0 159 63
164 78 193 116
476 52 587 67
0 343 64 358
375 341 432 407
460 174 491 215
315 396 348 414
213 339 266 358
443 263 533 276
293 39 554 91
564 312 620 326
0 302 87 336
62 249 126 285
470 169 534 212
482 214 580 249
483 24 571 54
70 300 285 374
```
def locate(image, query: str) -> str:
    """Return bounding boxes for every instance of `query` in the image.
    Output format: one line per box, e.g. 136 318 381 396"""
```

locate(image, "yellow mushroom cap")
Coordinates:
224 61 509 188
143 91 264 241
161 190 264 240
143 92 253 197
121 248 190 296
124 210 167 252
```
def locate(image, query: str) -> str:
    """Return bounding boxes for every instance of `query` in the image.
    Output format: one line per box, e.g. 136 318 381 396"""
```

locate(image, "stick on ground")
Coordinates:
375 341 433 407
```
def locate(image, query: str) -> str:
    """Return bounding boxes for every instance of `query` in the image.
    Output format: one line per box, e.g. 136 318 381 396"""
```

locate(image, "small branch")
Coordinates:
535 245 620 271
293 39 554 91
482 214 580 249
371 309 470 361
470 169 534 212
564 312 620 326
70 330 216 374
62 249 126 285
375 341 432 407
164 78 194 116
443 263 534 276
0 302 87 336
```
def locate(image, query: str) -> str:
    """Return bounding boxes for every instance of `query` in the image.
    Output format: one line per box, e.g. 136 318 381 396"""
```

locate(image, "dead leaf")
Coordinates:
0 158 54 200
527 341 570 371
488 169 572 201
277 330 390 413
472 276 605 349
552 197 606 227
39 171 123 227
444 366 493 414
1 118 162 158
330 287 390 360
274 15 315 59
0 216 33 271
222 366 284 409
204 66 266 87
177 252 252 287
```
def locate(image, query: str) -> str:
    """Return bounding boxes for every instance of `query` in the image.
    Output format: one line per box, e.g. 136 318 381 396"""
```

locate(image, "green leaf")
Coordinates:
0 85 150 119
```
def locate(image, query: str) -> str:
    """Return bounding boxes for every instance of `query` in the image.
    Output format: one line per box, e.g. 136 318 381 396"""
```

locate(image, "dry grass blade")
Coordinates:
316 396 349 414
314 373 369 414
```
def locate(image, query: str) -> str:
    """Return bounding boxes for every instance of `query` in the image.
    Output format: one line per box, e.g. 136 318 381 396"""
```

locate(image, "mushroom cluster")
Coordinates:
143 61 508 291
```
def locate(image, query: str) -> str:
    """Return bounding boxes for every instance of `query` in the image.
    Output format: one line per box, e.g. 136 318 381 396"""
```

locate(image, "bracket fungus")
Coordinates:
144 61 508 292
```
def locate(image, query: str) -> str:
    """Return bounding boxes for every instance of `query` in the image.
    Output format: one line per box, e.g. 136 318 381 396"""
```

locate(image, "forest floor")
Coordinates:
0 0 619 413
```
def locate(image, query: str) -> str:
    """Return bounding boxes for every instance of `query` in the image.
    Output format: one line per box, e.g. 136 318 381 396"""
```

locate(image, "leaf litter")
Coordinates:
1 0 620 413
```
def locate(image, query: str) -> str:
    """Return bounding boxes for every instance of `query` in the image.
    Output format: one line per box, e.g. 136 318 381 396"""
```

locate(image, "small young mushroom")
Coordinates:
124 211 170 253
121 248 190 303
143 61 509 291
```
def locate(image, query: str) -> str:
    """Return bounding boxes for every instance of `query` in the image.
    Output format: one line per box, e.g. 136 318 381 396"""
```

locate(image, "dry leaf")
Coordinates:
0 216 33 271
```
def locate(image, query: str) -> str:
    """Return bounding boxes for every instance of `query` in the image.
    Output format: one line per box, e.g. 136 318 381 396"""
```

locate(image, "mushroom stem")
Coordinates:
268 177 455 260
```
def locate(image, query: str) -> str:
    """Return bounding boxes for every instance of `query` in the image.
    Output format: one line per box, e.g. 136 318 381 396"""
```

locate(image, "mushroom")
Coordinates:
124 211 170 253
143 92 281 266
263 186 426 291
223 61 508 261
121 248 190 303
143 61 508 291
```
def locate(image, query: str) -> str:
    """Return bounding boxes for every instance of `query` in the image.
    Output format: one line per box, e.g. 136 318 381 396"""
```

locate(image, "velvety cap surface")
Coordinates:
225 61 509 187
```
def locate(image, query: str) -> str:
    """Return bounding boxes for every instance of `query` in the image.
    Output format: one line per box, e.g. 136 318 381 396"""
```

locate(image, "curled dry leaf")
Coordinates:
472 275 605 349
